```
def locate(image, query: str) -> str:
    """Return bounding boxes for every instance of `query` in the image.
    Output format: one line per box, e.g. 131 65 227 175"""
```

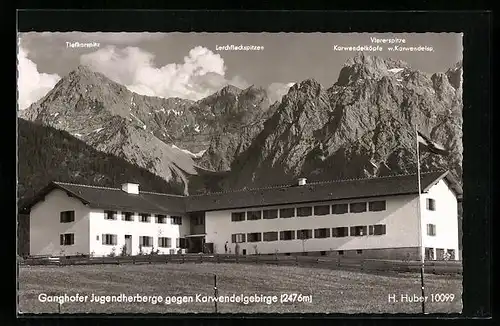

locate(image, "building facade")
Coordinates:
21 171 462 261
28 184 189 257
204 179 459 260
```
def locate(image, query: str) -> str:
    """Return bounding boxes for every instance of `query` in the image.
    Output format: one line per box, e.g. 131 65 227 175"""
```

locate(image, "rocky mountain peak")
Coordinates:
242 85 267 96
217 84 243 97
65 65 113 86
286 78 322 98
74 64 96 74
337 53 412 86
223 53 462 189
446 60 463 89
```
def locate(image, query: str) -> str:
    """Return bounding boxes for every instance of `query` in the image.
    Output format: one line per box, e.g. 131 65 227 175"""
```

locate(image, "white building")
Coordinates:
20 170 462 260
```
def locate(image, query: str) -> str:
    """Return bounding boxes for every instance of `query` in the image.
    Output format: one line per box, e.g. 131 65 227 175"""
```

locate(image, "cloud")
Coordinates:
266 82 295 104
80 45 249 100
17 47 61 110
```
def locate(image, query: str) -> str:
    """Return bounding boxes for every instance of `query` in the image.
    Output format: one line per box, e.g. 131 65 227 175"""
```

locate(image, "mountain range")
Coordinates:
18 52 463 200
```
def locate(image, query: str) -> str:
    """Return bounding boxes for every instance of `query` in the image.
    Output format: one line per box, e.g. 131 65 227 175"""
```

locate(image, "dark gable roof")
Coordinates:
185 170 456 212
20 182 186 215
20 170 461 214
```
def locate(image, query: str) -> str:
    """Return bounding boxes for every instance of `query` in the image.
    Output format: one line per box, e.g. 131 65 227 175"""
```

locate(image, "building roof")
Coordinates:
185 170 461 212
19 182 186 215
19 170 462 214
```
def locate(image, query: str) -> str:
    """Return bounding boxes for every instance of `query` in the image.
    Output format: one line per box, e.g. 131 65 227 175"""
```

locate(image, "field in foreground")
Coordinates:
18 263 462 314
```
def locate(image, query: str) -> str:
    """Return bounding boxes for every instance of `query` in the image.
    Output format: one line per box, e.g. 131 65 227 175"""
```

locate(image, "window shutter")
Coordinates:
102 235 105 245
60 234 64 245
231 234 236 243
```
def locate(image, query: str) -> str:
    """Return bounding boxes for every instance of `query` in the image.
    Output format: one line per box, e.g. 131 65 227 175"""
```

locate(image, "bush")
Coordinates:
108 247 116 257
149 246 160 255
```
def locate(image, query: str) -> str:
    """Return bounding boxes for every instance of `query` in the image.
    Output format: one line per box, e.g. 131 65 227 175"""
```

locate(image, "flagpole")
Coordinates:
415 123 426 314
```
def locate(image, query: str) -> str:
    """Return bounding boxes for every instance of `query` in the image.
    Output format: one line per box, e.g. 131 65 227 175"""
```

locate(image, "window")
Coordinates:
279 208 295 218
176 238 187 248
369 224 387 235
231 212 246 222
60 211 75 223
247 210 262 221
155 214 167 224
436 248 445 260
247 233 262 242
104 210 117 220
193 216 204 225
369 201 386 212
426 198 436 211
297 206 312 217
357 249 363 254
350 202 367 213
338 250 344 256
314 228 330 238
139 236 153 247
427 224 436 236
171 216 182 225
140 213 150 223
314 205 330 216
158 237 171 248
425 247 435 260
280 230 295 241
350 225 368 236
102 234 117 245
231 233 246 243
332 204 348 214
297 229 313 240
60 233 74 245
447 249 456 260
263 232 278 242
263 209 278 219
332 227 349 237
123 212 134 221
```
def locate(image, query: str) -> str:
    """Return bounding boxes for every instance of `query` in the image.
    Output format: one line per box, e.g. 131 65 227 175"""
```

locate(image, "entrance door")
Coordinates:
187 236 205 253
125 235 132 255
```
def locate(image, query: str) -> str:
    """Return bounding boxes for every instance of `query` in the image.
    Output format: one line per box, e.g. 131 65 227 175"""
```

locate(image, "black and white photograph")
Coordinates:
17 32 464 314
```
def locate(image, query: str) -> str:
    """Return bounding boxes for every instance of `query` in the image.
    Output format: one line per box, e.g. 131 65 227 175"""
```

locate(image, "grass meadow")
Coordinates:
18 262 462 314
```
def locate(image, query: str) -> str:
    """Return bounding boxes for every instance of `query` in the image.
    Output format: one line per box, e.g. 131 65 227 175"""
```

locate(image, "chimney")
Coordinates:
297 178 307 186
121 183 139 194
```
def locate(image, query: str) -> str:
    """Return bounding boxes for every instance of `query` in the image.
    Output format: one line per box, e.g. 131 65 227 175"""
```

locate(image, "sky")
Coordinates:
17 32 463 110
